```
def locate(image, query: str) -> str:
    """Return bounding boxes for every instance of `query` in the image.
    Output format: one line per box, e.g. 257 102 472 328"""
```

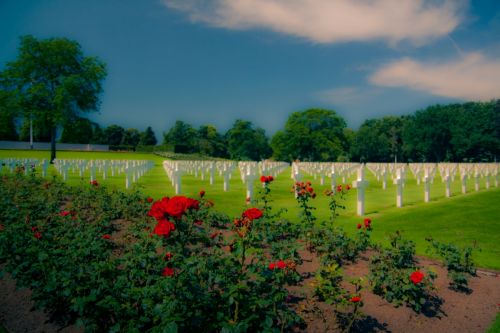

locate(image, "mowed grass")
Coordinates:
2 149 500 270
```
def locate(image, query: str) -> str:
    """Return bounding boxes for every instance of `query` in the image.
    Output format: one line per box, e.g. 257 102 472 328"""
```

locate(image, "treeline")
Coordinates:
0 112 157 150
1 100 499 162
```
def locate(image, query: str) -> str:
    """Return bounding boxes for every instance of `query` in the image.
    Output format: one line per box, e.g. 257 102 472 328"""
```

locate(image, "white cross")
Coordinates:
394 168 404 208
352 165 369 216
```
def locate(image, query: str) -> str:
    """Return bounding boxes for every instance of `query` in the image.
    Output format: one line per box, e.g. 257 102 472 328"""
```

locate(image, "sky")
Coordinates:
1 0 499 140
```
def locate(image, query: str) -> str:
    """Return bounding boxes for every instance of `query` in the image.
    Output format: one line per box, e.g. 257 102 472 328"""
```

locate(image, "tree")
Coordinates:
0 90 18 140
350 116 405 162
271 109 348 162
104 125 125 146
197 124 227 157
226 120 271 160
139 126 157 146
163 120 198 153
90 123 106 144
122 128 141 148
18 115 51 142
0 35 106 162
60 117 94 144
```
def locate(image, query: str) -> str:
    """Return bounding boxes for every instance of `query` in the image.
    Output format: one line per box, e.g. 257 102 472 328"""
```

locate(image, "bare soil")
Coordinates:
1 245 499 332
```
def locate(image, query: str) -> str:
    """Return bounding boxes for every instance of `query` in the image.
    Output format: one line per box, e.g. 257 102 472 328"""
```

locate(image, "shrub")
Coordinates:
426 238 477 292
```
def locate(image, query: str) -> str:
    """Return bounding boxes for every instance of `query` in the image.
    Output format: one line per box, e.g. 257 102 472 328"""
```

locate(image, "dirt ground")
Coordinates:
1 249 499 333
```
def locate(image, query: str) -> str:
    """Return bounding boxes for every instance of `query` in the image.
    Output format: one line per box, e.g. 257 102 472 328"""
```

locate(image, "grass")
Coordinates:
1 149 500 270
487 313 500 333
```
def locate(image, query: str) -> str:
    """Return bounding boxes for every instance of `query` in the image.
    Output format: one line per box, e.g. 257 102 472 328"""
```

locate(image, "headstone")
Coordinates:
352 165 369 216
423 168 432 203
394 168 404 208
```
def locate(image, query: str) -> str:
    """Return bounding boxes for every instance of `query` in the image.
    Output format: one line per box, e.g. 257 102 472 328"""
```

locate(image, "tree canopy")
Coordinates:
0 35 106 161
271 108 348 162
226 120 271 161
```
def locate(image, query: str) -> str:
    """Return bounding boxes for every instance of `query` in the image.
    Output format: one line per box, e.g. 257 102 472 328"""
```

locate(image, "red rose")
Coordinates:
277 260 286 269
269 175 274 182
336 185 342 192
260 175 267 183
102 234 111 240
59 211 71 217
146 197 154 203
242 208 263 220
210 231 220 239
269 262 276 270
307 187 314 193
162 267 174 277
357 223 362 229
410 270 424 285
164 196 189 218
164 252 173 260
153 219 176 237
350 296 361 303
148 197 170 220
346 184 351 190
364 218 371 228
34 231 42 239
90 180 99 186
199 190 205 198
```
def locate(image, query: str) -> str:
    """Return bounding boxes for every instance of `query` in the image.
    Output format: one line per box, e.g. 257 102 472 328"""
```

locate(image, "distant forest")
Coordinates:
1 100 499 163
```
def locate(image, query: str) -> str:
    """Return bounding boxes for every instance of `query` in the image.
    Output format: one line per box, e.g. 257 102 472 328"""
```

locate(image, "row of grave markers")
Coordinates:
53 159 154 188
294 162 500 215
163 160 289 201
0 158 154 189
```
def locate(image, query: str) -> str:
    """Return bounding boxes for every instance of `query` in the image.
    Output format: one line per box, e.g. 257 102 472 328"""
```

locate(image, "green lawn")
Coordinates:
1 149 499 270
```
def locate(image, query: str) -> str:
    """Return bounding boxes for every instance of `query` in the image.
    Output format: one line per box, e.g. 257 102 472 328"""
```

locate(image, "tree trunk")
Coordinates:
50 125 57 163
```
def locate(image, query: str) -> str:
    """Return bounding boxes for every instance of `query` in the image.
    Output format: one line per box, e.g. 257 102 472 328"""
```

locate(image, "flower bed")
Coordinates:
0 172 499 332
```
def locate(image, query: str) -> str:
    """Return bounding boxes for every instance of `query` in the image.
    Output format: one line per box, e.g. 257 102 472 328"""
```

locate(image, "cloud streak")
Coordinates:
163 0 464 45
370 53 500 100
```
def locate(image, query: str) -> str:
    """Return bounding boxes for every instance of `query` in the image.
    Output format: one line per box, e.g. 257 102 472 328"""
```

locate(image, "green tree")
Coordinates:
18 115 51 142
60 117 94 144
197 124 227 157
350 116 405 162
226 119 271 160
122 128 141 149
104 124 125 146
163 120 198 153
0 35 106 162
0 90 18 140
139 126 157 146
90 123 106 144
271 108 348 162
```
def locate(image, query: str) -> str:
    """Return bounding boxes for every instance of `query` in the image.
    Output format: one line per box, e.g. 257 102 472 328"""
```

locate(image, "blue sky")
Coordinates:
1 0 499 140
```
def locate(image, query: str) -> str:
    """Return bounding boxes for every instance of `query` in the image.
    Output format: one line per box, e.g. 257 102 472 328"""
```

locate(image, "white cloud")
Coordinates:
370 53 500 100
163 0 465 45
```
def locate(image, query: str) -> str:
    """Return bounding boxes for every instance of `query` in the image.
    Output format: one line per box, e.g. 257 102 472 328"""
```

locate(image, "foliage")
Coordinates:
369 232 437 312
350 116 405 162
139 126 157 146
0 35 107 161
0 90 18 140
163 120 199 154
225 119 271 161
121 128 141 148
271 109 348 162
403 101 500 162
426 238 477 292
60 117 95 144
325 184 351 222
